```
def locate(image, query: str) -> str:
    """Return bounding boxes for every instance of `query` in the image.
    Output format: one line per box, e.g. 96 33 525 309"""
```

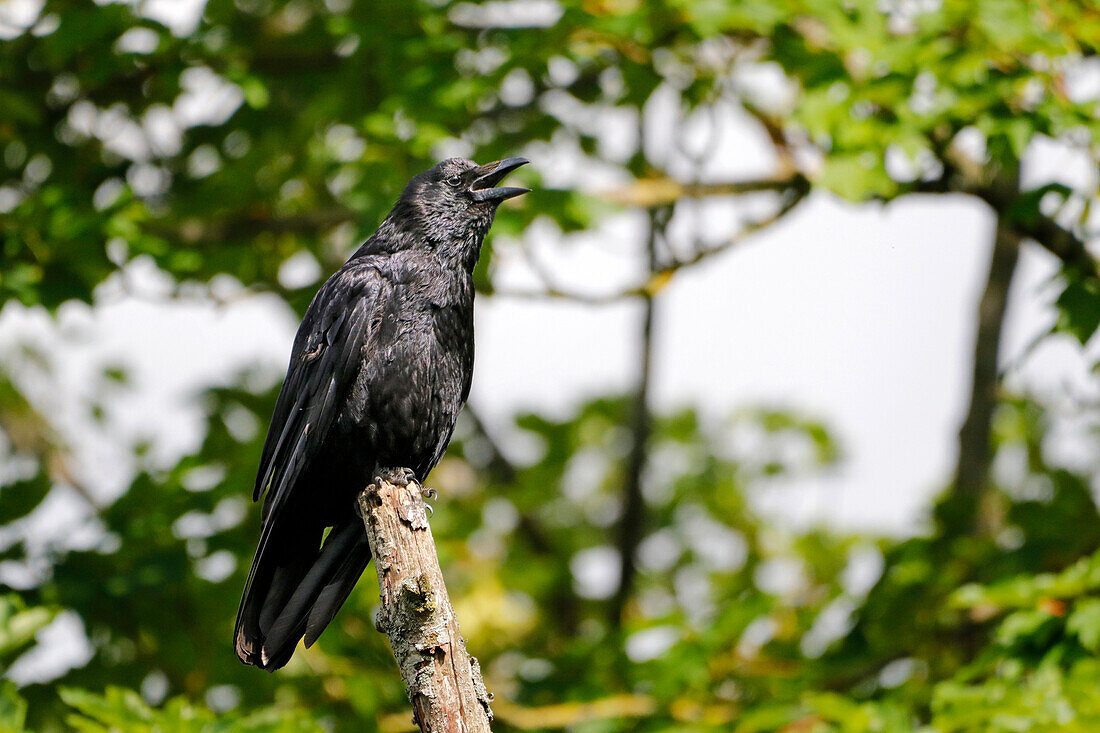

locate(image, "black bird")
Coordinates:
234 157 529 670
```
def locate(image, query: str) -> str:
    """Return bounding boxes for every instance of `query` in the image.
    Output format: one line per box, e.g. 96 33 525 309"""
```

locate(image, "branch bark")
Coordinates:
359 478 493 732
610 209 660 627
909 142 1097 275
935 213 1022 536
1011 212 1095 273
600 173 802 208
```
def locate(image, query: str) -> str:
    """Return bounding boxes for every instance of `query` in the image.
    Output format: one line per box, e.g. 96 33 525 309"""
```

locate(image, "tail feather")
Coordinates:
262 521 364 661
304 542 372 647
235 517 370 671
257 555 310 634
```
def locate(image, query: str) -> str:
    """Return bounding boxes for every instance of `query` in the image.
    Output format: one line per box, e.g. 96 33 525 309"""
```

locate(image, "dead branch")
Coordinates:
359 478 493 733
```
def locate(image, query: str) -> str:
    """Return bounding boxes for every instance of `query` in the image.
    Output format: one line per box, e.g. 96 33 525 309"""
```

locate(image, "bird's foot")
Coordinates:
419 486 437 518
373 467 435 517
374 467 416 488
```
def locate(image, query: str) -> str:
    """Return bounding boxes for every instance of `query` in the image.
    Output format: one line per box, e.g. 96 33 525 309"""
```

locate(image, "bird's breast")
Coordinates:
339 292 473 478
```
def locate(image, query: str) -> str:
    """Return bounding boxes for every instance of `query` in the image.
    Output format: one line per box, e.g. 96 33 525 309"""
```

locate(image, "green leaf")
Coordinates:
0 596 56 662
1055 272 1100 344
0 475 52 526
995 608 1059 647
1068 599 1100 652
817 152 898 201
0 682 27 732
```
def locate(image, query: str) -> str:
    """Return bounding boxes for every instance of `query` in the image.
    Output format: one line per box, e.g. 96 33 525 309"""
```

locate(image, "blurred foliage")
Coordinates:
0 596 55 667
2 0 1100 731
60 687 324 733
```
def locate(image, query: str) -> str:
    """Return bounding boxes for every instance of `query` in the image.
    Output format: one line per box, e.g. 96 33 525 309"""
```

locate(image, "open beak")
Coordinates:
471 157 530 202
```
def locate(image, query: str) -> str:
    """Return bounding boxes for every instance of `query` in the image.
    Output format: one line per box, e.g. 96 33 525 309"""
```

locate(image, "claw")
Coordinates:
419 485 436 518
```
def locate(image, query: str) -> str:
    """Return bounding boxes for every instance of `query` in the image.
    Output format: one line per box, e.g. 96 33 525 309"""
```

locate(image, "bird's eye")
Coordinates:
445 175 463 188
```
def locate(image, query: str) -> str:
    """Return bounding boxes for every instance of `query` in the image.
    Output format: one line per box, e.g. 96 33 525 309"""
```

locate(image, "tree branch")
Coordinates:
461 409 556 553
359 478 493 732
153 207 357 244
494 176 809 305
909 142 1097 275
935 213 1022 536
739 98 797 176
599 174 802 208
1012 213 1095 273
610 209 661 627
461 408 519 483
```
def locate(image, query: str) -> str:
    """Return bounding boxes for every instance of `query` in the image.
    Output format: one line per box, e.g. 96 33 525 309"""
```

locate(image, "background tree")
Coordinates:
2 0 1100 731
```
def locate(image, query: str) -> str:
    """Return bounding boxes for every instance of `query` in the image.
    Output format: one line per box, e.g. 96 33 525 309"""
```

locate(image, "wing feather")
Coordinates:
234 263 389 648
254 266 385 503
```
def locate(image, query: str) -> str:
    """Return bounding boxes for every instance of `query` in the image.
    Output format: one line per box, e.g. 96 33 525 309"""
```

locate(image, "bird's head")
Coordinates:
433 156 530 205
362 157 530 270
403 155 529 210
399 156 528 239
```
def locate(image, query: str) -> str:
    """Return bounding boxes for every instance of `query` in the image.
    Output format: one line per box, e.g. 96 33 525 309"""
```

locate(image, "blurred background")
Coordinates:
2 0 1100 730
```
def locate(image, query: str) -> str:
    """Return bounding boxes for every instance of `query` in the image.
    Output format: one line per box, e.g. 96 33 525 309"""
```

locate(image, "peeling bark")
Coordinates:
359 479 493 732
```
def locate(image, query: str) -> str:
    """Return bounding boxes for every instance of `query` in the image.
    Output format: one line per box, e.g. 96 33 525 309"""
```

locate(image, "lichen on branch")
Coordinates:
359 477 493 733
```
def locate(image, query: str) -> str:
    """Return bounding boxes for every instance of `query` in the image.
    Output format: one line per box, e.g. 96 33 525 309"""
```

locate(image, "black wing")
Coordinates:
254 262 387 507
234 262 390 664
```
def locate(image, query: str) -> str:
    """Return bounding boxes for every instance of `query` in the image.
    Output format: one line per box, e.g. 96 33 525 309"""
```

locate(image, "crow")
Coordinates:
234 157 529 670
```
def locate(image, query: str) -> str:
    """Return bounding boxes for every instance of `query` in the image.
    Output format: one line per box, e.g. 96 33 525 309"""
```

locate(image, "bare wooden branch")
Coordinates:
935 213 1022 537
610 210 659 629
739 98 797 177
1012 212 1096 274
599 173 802 208
359 478 493 733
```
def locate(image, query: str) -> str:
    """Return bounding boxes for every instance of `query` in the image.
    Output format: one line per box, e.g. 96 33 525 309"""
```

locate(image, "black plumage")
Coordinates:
234 157 529 670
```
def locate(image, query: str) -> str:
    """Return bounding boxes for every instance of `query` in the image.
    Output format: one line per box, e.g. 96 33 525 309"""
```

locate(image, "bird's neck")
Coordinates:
441 218 492 273
352 204 492 273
